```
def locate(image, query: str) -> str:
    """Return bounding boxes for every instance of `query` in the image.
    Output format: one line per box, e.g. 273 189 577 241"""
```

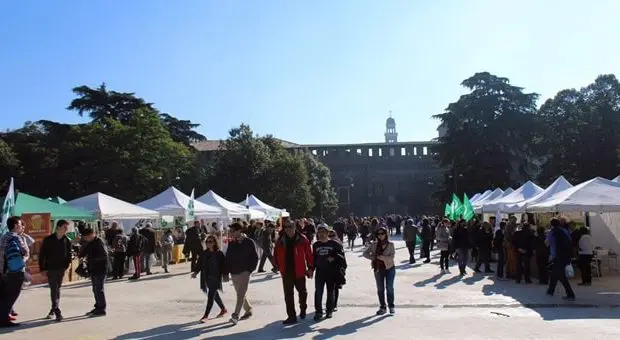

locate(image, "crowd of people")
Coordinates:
0 212 593 328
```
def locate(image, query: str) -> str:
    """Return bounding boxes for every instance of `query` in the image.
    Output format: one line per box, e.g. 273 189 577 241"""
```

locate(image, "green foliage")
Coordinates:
433 72 542 200
537 75 620 185
68 83 152 123
207 124 317 217
160 113 207 145
0 137 20 187
298 151 338 217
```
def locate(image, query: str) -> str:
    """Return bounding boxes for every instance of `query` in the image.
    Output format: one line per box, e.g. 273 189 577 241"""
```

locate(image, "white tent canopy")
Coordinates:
613 175 620 183
68 192 160 220
471 190 492 204
137 187 223 217
473 188 505 213
240 194 290 218
469 193 482 203
481 181 544 213
528 177 620 213
197 190 252 218
504 176 573 213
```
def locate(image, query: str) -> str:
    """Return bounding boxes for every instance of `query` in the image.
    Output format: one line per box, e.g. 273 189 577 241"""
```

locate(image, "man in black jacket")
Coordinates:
140 223 156 275
225 222 259 325
79 228 108 317
184 220 202 272
513 223 535 284
39 220 72 321
420 218 432 263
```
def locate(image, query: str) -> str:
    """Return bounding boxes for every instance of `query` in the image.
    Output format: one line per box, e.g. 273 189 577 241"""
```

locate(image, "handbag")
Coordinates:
564 263 575 279
75 260 90 278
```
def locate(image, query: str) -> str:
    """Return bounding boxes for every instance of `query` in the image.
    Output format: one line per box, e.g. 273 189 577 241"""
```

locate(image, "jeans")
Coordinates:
0 272 24 323
496 247 505 278
282 274 307 319
132 254 142 278
230 271 252 316
578 254 593 284
47 269 65 311
457 248 469 274
113 252 126 278
204 287 226 317
439 250 450 270
143 252 153 274
548 261 575 298
515 253 531 282
374 267 395 309
405 241 416 263
161 250 171 270
91 274 106 311
258 248 276 271
314 270 335 313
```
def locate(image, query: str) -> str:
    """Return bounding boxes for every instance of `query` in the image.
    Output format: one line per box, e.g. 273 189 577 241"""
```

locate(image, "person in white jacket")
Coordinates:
435 220 452 274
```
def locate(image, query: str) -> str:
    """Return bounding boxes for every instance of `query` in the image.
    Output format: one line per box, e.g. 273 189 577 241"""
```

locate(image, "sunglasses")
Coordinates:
377 232 386 236
206 240 215 243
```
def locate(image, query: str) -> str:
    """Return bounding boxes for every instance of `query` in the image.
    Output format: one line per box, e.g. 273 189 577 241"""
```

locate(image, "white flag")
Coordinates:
187 188 195 222
1 178 16 234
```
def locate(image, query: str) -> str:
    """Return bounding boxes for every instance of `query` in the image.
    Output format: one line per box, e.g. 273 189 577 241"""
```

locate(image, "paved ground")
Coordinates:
2 239 620 340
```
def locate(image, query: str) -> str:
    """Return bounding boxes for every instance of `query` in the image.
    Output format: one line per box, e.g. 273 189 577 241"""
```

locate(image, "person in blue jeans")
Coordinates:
312 225 345 321
363 226 396 315
79 228 108 317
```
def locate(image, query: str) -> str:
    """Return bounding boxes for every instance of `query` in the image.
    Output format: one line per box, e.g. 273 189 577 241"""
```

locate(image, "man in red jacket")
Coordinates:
274 220 314 325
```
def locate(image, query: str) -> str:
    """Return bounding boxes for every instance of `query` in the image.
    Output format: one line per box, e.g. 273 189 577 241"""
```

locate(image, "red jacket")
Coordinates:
274 232 314 278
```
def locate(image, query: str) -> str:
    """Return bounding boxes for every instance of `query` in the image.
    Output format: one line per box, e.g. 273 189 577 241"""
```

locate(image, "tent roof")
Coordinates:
68 192 160 220
481 181 544 212
137 187 223 217
504 176 573 213
471 190 492 204
47 196 67 204
469 193 482 203
240 194 287 218
12 193 95 221
527 177 620 213
474 188 504 206
197 190 249 217
612 175 620 183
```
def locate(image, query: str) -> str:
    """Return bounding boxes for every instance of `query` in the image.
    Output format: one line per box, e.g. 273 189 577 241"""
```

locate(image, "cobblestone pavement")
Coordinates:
2 239 619 339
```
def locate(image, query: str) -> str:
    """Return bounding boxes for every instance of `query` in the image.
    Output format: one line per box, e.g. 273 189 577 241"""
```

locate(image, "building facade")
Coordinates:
194 117 443 216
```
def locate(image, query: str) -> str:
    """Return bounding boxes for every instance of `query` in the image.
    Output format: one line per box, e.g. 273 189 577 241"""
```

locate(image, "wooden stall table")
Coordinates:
172 244 186 264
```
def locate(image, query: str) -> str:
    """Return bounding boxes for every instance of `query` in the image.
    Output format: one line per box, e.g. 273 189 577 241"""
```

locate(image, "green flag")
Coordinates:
1 178 15 235
449 194 463 220
186 188 195 222
444 204 451 218
462 193 475 222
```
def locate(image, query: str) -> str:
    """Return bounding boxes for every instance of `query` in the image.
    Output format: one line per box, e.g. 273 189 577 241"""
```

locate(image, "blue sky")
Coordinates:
1 1 618 144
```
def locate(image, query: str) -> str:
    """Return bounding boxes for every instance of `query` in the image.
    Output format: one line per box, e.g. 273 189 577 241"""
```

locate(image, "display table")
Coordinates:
172 244 186 264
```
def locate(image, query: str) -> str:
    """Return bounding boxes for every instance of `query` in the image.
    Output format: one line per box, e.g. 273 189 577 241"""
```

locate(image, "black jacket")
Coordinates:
127 232 145 257
312 239 345 272
225 236 258 275
140 227 156 254
79 237 108 276
184 226 202 254
452 226 470 249
39 234 72 272
513 229 535 256
195 249 227 292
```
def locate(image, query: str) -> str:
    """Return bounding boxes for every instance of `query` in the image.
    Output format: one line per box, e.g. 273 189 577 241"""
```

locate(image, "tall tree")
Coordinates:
67 83 152 123
538 75 620 184
298 151 338 217
159 113 207 145
433 72 541 200
0 137 20 188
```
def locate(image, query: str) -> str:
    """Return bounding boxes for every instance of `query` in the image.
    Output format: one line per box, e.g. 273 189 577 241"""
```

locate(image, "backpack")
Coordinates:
113 234 127 253
4 235 25 274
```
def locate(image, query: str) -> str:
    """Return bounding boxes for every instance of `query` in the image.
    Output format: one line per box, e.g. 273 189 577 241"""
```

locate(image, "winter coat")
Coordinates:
195 249 227 292
363 241 395 270
402 224 418 242
274 232 314 279
140 227 157 254
435 226 451 251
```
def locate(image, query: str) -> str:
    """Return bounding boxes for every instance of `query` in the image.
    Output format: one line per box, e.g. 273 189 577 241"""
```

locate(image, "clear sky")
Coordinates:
1 1 619 144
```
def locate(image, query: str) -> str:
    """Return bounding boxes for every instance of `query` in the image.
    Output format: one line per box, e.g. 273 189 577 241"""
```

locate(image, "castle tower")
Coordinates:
384 111 398 143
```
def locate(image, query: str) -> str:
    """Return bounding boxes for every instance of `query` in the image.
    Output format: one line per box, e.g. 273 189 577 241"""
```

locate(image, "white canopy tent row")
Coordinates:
502 176 573 214
613 175 620 183
197 190 265 219
239 194 290 219
138 187 223 218
68 192 160 220
470 190 492 205
480 181 544 213
473 188 511 213
527 177 620 213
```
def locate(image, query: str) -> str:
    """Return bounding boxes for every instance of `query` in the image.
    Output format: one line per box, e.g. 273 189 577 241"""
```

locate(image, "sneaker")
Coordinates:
423 259 431 264
8 314 17 321
229 314 239 325
283 317 297 325
271 268 279 273
55 311 64 322
85 309 97 316
325 311 333 319
389 307 395 314
9 311 17 317
299 309 306 320
313 312 323 321
240 311 253 320
332 307 338 312
376 308 387 316
216 309 228 318
440 269 446 274
45 310 54 319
